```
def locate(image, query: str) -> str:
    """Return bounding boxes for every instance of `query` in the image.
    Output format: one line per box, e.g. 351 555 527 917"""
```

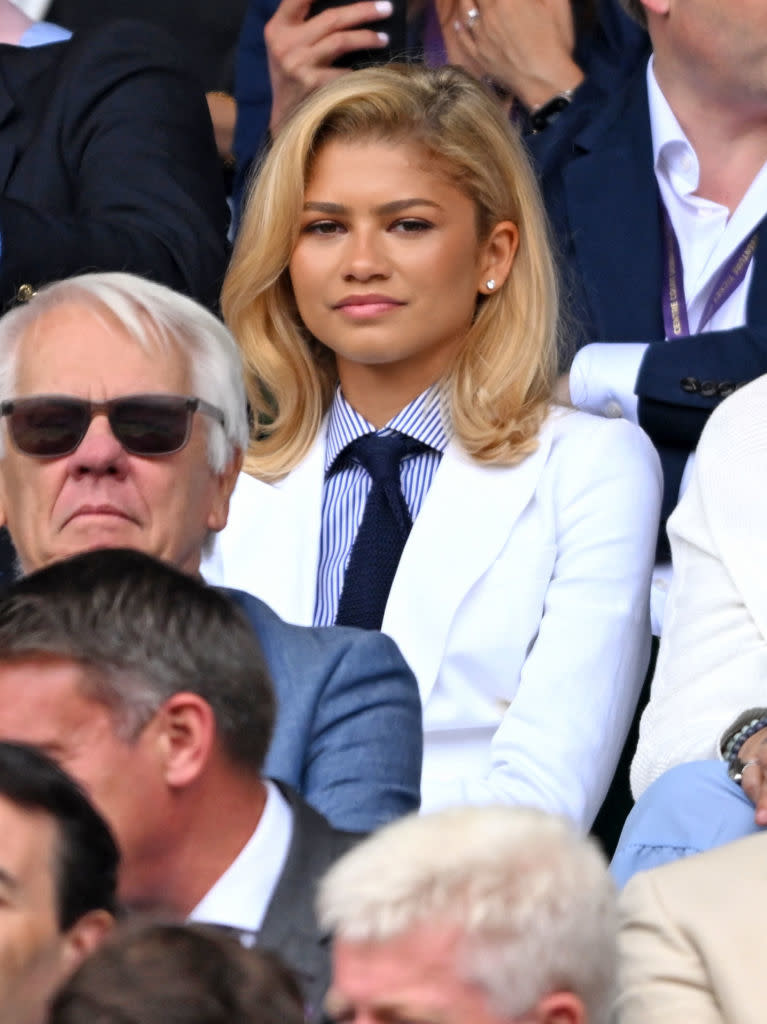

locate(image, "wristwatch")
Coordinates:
529 88 577 133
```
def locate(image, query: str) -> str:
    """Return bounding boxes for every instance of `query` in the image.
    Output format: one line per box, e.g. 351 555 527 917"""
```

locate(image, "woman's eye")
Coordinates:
304 220 344 235
391 218 432 233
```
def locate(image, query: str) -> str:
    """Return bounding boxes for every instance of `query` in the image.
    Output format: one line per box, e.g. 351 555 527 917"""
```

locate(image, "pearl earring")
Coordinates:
486 279 496 291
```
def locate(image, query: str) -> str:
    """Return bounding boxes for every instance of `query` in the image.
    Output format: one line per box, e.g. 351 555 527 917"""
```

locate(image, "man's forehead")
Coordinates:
0 654 92 711
0 656 107 752
13 302 190 391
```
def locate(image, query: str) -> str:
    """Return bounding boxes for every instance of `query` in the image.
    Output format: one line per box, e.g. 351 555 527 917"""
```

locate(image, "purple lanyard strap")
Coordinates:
660 201 758 339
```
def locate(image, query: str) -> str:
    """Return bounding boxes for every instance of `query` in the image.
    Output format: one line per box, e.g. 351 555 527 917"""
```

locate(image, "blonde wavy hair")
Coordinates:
224 64 561 481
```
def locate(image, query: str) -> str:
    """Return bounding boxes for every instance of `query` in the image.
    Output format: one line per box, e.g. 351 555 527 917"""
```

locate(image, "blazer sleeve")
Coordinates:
615 870 725 1024
631 376 767 797
429 416 662 828
302 626 423 831
636 323 767 451
0 21 230 310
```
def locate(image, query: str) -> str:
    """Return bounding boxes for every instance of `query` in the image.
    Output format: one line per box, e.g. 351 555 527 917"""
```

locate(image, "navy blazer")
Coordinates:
0 21 229 309
530 64 767 521
226 588 422 832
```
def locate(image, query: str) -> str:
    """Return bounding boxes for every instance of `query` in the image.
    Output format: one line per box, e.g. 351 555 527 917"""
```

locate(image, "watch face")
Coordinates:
530 93 573 133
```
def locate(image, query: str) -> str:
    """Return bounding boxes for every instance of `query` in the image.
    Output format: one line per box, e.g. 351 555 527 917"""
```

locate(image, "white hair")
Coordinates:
317 805 617 1024
0 273 249 472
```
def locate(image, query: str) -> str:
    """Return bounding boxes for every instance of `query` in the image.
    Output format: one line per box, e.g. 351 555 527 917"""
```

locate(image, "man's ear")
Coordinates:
640 0 670 16
153 692 216 789
530 991 586 1024
60 908 115 976
207 448 244 534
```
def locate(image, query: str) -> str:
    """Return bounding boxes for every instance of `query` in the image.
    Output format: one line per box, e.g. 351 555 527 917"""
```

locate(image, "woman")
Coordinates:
203 64 661 827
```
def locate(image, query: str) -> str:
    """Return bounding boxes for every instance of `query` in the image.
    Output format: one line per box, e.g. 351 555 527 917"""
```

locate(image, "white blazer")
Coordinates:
631 373 767 798
203 406 661 828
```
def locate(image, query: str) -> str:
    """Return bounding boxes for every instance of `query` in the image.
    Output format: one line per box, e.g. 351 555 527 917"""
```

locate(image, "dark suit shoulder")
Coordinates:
259 783 361 1016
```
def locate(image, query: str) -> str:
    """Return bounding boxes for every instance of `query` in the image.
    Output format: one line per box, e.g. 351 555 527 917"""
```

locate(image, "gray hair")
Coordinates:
318 805 617 1024
0 548 275 774
0 273 249 472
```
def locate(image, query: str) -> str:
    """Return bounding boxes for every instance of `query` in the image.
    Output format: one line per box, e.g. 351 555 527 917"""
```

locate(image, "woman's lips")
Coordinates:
333 294 406 318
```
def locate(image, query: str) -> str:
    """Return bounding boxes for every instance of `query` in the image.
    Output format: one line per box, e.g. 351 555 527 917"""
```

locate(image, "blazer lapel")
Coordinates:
747 218 767 324
263 430 326 624
259 785 358 1019
0 42 54 194
209 429 325 624
562 73 665 341
383 425 554 705
0 55 18 194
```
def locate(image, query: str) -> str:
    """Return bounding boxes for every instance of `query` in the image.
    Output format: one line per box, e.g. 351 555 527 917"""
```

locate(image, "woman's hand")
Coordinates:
436 0 584 111
265 0 393 134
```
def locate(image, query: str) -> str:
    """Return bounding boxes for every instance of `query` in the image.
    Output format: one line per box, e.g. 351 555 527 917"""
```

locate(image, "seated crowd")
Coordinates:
0 0 764 1020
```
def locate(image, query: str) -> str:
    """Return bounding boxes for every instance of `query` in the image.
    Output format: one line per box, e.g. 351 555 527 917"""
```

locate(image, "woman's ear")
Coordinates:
478 221 519 295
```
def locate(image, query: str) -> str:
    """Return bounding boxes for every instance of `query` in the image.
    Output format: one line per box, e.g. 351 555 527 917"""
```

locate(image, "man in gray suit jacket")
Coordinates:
0 271 422 834
0 547 359 1016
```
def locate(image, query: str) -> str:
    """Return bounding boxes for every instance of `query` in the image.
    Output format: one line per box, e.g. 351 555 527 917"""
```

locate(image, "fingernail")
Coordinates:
377 31 389 42
375 1 393 13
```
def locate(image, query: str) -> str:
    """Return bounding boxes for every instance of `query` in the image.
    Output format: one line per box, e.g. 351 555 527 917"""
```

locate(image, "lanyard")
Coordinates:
660 201 758 338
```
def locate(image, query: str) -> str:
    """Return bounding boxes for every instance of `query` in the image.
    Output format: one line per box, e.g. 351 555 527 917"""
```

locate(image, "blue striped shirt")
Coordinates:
313 387 450 626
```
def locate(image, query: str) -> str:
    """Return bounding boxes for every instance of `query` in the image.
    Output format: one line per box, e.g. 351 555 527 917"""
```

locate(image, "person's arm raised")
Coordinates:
265 0 392 134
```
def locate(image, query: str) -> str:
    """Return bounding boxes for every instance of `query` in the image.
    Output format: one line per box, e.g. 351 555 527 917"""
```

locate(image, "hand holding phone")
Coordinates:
307 0 407 67
265 0 402 134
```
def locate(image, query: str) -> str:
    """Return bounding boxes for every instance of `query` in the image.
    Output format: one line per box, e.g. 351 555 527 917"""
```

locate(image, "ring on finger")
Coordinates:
465 6 480 30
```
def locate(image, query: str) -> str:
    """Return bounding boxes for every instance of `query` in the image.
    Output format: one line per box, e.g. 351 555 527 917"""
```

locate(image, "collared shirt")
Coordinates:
648 57 767 337
19 21 71 46
570 56 767 633
188 780 293 939
313 386 449 627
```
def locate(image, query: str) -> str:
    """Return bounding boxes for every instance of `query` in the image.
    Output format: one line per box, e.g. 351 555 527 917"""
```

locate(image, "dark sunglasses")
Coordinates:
0 394 226 458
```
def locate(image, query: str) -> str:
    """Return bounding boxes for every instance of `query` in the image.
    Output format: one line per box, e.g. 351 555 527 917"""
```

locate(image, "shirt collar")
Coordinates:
188 780 293 935
324 385 451 472
647 55 701 197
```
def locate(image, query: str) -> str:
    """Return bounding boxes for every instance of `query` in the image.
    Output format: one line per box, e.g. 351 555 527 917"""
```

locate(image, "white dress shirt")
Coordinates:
569 56 767 633
188 780 293 938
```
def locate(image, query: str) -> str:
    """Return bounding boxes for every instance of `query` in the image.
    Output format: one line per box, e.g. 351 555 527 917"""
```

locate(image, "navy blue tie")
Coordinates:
334 432 427 630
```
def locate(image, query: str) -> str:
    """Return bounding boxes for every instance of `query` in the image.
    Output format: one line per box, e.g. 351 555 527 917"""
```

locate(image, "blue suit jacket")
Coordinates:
530 65 767 524
225 588 422 831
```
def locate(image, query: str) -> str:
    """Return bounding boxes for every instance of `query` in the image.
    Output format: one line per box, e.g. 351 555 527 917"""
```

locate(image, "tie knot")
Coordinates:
336 432 426 483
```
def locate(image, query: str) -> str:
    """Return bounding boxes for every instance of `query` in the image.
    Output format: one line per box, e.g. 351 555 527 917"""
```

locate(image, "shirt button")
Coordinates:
604 400 623 419
653 578 668 592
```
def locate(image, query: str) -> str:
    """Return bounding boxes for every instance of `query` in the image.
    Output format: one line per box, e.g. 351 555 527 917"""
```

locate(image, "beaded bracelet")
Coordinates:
724 714 767 767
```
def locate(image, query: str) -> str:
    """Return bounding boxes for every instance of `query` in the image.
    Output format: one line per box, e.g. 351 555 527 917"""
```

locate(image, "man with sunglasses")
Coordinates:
0 270 422 835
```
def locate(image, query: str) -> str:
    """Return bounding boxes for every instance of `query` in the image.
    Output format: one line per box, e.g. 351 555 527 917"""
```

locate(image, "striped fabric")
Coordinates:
313 386 450 626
